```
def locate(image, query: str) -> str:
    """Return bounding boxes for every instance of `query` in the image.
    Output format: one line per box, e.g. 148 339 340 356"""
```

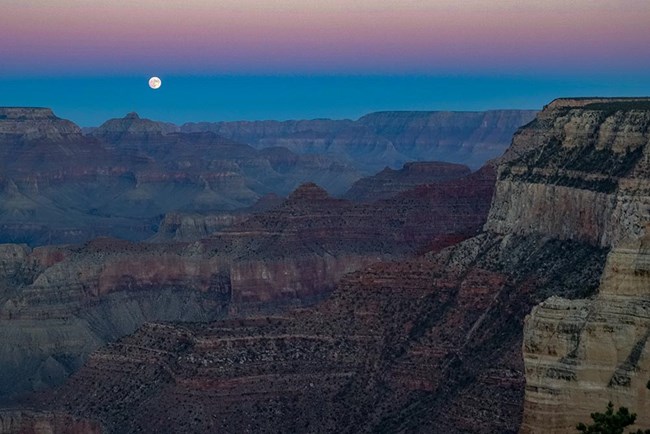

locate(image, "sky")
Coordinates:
1 0 649 125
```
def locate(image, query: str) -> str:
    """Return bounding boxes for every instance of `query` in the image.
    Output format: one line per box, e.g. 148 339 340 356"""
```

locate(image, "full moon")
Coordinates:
148 76 162 90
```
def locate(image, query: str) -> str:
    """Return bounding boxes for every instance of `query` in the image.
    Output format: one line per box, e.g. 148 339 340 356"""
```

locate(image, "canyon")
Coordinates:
181 109 537 172
1 98 648 433
0 108 532 247
0 169 494 399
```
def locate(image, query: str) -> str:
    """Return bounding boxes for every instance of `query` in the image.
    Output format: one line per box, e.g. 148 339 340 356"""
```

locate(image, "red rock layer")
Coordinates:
342 161 471 202
0 171 494 399
30 234 606 434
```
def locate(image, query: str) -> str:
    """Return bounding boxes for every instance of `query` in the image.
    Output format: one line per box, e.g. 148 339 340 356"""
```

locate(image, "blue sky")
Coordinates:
2 1 650 125
1 74 648 126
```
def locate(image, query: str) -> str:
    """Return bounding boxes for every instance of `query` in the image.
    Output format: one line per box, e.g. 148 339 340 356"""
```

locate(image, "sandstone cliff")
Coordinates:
0 108 83 143
3 99 647 433
150 193 283 242
487 98 650 247
0 109 362 245
521 231 650 433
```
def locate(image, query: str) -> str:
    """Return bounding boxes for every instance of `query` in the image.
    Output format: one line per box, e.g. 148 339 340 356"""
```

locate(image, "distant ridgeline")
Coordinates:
0 107 534 246
0 98 650 434
181 109 537 172
0 98 647 433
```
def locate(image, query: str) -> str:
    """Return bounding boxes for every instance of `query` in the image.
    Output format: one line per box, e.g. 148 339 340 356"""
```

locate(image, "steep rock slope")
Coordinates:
0 109 361 246
521 230 650 433
152 167 495 246
0 173 494 400
342 161 471 202
15 98 648 433
150 193 284 242
487 98 650 247
32 234 604 434
181 110 537 171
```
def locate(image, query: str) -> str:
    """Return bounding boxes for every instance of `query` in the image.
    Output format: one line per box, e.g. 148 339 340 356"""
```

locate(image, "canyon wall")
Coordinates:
521 231 650 433
181 110 537 172
10 98 647 433
0 109 360 246
2 99 647 433
0 175 493 400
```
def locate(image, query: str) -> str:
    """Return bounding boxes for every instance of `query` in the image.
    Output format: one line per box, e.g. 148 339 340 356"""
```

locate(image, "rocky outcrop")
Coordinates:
0 108 534 246
7 99 643 433
20 232 605 434
0 170 494 400
92 112 179 140
151 193 284 242
486 98 650 247
356 110 538 166
0 238 376 398
181 110 537 171
521 229 650 433
0 110 362 246
343 161 471 201
4 98 648 433
0 108 83 143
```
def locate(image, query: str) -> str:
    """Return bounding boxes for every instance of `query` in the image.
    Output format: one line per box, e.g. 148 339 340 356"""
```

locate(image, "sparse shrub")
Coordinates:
576 401 650 434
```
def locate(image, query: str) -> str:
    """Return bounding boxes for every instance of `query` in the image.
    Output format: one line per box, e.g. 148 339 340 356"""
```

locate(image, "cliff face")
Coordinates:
0 108 534 246
0 173 493 400
0 108 83 143
181 110 537 171
30 233 604 434
487 98 650 247
0 110 362 246
3 99 647 433
511 98 650 433
521 232 650 433
11 98 646 433
342 161 471 202
356 110 538 165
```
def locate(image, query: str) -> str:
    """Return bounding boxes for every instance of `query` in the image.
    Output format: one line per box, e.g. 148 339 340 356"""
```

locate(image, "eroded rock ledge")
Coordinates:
521 229 650 433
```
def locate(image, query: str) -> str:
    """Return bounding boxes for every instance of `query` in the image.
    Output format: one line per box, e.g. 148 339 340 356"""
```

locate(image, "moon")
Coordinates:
148 76 162 90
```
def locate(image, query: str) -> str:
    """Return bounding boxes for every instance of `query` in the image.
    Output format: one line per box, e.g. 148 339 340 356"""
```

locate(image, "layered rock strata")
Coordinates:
0 109 361 245
0 174 493 399
181 110 537 171
521 231 650 433
342 161 471 202
3 98 648 433
8 98 646 433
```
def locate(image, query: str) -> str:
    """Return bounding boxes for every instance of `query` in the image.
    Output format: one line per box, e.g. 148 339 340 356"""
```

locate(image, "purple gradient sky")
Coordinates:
2 1 649 124
2 0 650 76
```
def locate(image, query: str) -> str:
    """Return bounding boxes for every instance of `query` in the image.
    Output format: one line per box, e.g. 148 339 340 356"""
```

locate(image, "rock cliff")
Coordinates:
0 108 83 143
342 161 471 201
181 110 537 172
3 98 647 433
487 98 650 247
0 171 493 399
5 98 642 433
0 109 362 245
521 231 650 433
